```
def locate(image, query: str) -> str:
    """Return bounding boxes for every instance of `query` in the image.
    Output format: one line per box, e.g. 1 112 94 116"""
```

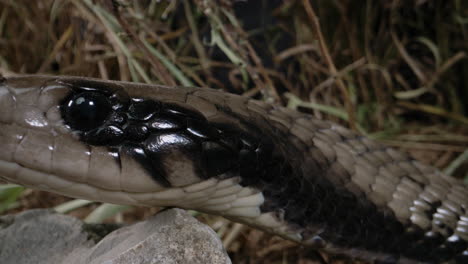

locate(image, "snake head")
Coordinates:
0 75 267 218
0 76 174 205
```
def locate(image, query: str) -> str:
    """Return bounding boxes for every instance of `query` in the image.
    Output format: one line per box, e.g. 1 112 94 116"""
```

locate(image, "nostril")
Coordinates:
45 106 62 123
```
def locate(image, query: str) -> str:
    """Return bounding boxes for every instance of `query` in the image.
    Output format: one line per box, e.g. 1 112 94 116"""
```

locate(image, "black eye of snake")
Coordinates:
63 91 112 132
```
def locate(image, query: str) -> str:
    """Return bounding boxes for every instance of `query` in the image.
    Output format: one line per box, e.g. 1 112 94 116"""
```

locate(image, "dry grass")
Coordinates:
0 0 467 263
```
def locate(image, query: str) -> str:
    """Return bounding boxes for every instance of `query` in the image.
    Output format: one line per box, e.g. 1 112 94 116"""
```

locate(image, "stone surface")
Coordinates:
0 208 231 264
0 209 95 264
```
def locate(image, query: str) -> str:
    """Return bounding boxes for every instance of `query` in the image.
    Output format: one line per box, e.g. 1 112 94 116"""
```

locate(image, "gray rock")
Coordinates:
0 208 231 264
0 209 95 264
84 208 231 264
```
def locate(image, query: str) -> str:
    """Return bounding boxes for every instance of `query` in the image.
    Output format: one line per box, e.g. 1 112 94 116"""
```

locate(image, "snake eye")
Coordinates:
63 91 112 132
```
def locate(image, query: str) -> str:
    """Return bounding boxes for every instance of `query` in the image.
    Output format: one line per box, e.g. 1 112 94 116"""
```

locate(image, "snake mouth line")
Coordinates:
0 159 181 206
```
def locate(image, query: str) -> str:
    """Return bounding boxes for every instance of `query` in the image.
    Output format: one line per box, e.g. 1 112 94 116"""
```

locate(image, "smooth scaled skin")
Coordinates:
0 75 467 264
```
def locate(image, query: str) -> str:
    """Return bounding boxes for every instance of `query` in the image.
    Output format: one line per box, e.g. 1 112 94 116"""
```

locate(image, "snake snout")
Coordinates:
0 77 68 188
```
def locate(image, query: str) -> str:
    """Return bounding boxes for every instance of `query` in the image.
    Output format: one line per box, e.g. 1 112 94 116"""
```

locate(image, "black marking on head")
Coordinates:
148 115 183 131
128 99 161 121
107 112 127 126
201 141 237 177
186 118 220 139
142 131 206 184
119 143 171 187
59 80 232 187
84 125 125 145
124 123 149 142
163 103 207 121
144 133 196 154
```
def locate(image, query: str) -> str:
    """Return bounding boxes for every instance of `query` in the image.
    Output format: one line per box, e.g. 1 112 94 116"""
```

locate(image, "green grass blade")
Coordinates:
84 203 132 224
0 184 25 214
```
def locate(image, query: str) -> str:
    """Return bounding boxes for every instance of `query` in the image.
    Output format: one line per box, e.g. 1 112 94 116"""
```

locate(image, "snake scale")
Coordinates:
0 75 467 263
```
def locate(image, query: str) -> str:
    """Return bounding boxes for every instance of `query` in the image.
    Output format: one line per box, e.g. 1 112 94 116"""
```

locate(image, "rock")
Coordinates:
0 208 231 264
0 209 95 264
84 208 232 264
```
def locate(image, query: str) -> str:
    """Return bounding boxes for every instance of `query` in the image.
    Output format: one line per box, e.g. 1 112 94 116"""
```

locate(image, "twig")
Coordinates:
302 0 357 130
222 223 245 249
110 0 176 86
274 44 318 62
380 140 467 152
37 25 73 73
389 0 426 84
221 8 280 101
397 101 468 125
312 58 366 96
183 1 210 72
442 149 468 177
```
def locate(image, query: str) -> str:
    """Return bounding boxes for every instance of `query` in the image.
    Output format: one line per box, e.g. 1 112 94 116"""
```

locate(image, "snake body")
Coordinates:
0 75 467 263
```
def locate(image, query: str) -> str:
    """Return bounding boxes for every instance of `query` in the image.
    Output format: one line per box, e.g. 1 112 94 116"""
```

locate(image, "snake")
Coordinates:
0 75 467 264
